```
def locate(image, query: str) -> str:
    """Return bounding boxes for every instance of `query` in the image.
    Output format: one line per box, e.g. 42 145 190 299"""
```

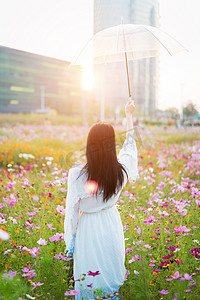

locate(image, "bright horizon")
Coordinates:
0 0 199 113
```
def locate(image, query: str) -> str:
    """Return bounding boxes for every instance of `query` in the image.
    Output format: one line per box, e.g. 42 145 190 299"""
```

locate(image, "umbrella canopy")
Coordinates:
72 23 188 98
74 24 188 65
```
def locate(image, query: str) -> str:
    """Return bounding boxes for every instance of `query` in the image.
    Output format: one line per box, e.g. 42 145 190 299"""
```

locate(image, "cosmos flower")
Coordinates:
64 290 81 295
87 270 101 276
191 247 200 258
2 270 17 279
37 238 47 246
159 290 169 294
174 226 190 233
0 228 10 240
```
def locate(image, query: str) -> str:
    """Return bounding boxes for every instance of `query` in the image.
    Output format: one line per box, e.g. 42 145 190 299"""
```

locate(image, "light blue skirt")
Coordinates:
73 205 126 300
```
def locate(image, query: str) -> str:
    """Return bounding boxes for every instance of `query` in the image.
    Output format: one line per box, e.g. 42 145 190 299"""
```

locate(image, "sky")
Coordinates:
0 0 199 112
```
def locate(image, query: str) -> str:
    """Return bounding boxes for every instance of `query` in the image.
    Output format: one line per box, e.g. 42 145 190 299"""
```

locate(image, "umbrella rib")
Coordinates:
68 35 94 67
141 26 173 56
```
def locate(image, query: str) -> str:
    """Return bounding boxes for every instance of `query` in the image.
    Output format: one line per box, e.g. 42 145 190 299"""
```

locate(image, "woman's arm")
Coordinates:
125 98 135 136
117 98 139 187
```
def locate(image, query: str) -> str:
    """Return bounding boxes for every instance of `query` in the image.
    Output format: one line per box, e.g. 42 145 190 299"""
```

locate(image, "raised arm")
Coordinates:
118 98 139 187
125 98 135 136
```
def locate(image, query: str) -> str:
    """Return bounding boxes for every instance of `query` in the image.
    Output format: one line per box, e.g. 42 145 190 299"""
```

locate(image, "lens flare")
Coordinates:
84 180 99 194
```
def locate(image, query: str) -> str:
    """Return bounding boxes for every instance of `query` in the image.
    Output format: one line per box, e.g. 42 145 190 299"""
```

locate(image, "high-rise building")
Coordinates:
93 0 160 117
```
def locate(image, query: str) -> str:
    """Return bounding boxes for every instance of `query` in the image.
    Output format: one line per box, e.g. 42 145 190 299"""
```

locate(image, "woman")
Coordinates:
64 98 139 299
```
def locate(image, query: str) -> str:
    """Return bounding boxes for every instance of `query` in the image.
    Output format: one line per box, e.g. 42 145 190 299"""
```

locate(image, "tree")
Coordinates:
183 101 199 118
165 107 179 119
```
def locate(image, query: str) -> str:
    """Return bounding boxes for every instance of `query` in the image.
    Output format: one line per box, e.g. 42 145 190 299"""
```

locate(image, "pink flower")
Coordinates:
195 199 200 206
22 269 36 279
47 223 56 230
32 281 44 290
27 212 36 216
32 195 39 201
173 271 181 279
9 201 15 207
55 205 65 215
37 238 47 246
64 290 81 296
174 226 190 233
184 273 192 280
164 228 171 234
2 270 17 279
29 247 40 257
159 290 169 294
49 232 63 242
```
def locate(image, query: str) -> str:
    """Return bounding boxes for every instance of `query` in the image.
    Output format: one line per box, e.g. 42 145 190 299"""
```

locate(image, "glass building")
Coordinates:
93 0 160 116
0 45 82 114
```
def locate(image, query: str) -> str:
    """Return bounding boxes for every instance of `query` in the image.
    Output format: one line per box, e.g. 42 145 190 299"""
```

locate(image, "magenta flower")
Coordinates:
165 246 178 251
87 270 101 276
191 247 200 258
87 283 93 288
162 254 174 259
159 290 169 294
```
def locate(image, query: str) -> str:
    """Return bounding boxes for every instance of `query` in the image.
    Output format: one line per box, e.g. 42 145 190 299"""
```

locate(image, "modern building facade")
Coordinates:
0 45 82 114
93 0 160 117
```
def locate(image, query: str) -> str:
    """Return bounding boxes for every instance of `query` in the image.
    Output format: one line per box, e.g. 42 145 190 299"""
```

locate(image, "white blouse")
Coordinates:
64 132 139 252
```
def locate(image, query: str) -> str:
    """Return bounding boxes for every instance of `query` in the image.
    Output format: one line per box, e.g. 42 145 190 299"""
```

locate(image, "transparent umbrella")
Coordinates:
72 23 188 97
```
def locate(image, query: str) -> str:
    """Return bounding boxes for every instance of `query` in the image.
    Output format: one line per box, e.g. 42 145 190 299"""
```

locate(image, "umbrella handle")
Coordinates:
125 51 131 98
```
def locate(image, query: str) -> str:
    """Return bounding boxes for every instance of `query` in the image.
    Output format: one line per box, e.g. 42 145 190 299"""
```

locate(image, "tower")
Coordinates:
93 0 160 117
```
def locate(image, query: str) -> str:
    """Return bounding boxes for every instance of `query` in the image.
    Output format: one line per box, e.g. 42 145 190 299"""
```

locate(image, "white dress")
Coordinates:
64 133 139 299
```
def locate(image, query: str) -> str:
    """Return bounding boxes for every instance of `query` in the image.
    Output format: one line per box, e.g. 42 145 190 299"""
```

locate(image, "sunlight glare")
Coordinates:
82 63 94 90
84 180 99 194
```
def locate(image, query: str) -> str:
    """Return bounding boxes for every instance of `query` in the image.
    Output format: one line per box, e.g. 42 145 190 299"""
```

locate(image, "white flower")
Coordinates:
45 156 53 161
134 270 139 275
193 240 199 244
37 238 47 246
26 294 36 299
19 153 35 160
174 248 181 253
0 228 10 240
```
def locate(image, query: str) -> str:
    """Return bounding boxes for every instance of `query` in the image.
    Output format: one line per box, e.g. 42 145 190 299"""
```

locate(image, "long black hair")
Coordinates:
76 122 128 202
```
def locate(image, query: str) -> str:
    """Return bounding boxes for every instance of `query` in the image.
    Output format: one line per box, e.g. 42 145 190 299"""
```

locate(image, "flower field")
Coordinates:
0 122 200 300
